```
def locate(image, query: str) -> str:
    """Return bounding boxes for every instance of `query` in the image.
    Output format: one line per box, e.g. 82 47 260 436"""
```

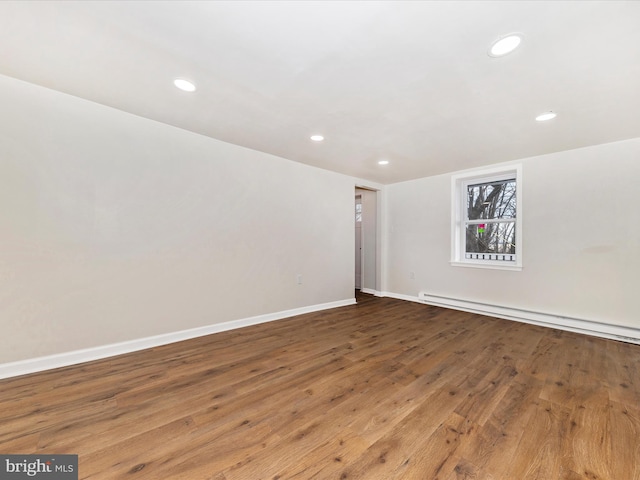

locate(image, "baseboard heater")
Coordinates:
417 291 640 345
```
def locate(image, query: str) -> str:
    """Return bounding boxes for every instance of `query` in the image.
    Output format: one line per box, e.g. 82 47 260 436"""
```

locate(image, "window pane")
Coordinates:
465 221 516 255
467 179 516 221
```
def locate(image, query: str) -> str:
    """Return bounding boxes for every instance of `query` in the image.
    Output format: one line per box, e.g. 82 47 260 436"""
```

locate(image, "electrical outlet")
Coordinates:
409 271 415 280
296 274 303 285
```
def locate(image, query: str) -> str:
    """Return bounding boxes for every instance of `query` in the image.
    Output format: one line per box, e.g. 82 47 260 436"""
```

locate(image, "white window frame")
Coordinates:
451 164 523 271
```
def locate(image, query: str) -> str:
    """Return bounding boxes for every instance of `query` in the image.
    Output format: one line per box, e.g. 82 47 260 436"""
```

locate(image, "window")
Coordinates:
451 165 522 270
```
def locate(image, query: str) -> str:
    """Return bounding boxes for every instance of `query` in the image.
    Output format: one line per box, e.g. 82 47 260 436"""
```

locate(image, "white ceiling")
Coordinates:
1 1 639 184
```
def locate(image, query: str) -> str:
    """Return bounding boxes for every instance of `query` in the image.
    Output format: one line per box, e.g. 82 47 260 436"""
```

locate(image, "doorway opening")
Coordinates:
355 187 378 295
355 194 362 289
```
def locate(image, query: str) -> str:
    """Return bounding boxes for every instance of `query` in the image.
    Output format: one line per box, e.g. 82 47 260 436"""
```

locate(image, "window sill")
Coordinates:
450 261 522 272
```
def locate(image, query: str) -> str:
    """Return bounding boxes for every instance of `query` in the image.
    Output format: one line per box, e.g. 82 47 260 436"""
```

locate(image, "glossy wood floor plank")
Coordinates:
1 293 639 479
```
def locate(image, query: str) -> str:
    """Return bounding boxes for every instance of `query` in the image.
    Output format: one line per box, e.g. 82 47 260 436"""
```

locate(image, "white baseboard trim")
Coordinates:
382 291 640 345
380 291 420 303
0 298 356 380
360 288 385 297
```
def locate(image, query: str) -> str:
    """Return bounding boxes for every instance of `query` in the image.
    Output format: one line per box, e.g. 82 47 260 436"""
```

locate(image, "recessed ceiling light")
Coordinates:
488 33 523 57
535 111 557 122
310 135 324 142
174 78 196 92
378 160 390 165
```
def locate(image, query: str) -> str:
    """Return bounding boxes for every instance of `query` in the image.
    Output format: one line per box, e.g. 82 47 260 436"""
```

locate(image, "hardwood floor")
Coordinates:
1 293 639 479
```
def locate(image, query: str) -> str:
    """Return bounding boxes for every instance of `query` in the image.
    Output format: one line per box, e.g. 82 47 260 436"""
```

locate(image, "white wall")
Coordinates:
385 137 640 329
4 71 637 367
0 74 356 364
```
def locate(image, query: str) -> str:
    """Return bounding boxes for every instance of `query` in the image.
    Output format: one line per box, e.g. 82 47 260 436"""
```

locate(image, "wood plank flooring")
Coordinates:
1 293 639 479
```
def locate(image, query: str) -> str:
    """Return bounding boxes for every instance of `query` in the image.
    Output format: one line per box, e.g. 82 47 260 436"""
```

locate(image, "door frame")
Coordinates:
355 186 381 295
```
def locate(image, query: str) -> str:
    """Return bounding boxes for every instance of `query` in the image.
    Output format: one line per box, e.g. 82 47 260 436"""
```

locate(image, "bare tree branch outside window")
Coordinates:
465 179 516 258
